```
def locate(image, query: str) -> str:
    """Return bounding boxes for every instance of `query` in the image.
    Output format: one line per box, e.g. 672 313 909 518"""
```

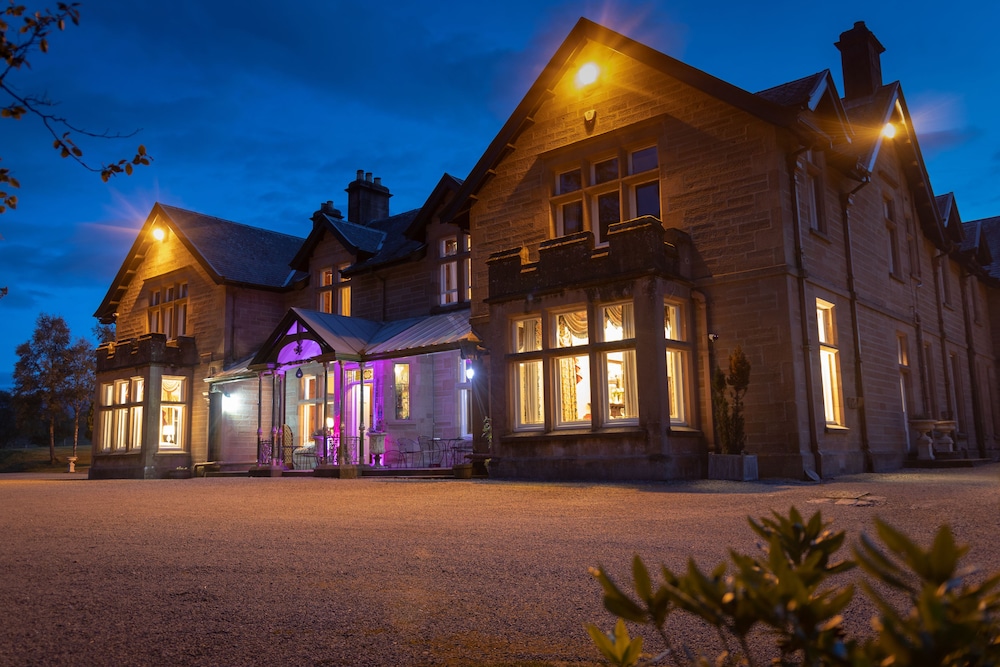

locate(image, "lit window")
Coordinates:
816 300 843 426
664 302 689 424
599 303 638 424
554 309 588 347
337 263 351 316
160 376 186 450
514 360 544 428
318 266 351 315
554 354 590 426
439 234 470 306
394 363 410 420
514 317 542 352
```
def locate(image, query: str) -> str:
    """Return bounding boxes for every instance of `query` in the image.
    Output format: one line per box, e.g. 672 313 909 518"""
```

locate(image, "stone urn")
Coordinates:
67 456 78 473
368 432 386 467
934 420 957 454
909 418 937 460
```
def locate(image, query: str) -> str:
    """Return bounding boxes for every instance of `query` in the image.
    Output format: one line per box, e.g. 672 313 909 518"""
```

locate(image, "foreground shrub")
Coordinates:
587 507 1000 666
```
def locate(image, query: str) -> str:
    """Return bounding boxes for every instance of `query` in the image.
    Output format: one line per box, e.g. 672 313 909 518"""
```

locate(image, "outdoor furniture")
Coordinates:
397 437 421 468
292 445 318 470
449 439 473 467
419 436 444 467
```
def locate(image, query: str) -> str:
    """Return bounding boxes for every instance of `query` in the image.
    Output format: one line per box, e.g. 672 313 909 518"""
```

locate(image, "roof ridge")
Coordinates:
158 203 305 242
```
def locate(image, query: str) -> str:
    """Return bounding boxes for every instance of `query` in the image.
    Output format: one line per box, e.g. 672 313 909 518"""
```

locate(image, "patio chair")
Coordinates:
418 435 443 467
397 437 421 468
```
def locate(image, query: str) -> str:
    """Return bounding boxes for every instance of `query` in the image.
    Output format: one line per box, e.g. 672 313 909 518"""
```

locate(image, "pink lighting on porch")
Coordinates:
276 338 322 364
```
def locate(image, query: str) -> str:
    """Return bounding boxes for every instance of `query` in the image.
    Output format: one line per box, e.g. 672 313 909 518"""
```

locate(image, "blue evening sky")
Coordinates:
0 0 997 389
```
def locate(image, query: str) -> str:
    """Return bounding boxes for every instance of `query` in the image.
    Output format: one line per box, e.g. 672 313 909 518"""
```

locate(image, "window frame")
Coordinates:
816 299 844 427
550 143 661 245
147 282 189 340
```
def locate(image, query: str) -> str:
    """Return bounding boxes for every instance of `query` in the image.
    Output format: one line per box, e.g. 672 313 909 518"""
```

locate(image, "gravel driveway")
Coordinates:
1 465 998 666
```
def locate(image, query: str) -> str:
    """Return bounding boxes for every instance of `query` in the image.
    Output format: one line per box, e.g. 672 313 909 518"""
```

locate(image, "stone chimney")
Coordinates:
319 200 343 219
346 169 391 225
835 21 886 100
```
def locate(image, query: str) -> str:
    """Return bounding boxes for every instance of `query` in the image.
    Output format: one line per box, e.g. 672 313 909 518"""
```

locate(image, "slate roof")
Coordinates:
159 205 305 287
344 209 423 273
247 308 477 368
969 216 1000 279
755 71 828 107
94 203 306 321
320 213 386 255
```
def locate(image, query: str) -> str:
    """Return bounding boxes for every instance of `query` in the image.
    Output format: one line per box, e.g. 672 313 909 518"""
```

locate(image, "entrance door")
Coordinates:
343 367 373 464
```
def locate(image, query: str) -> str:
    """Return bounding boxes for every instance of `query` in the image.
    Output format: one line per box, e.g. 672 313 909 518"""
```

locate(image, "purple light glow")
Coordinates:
276 339 322 365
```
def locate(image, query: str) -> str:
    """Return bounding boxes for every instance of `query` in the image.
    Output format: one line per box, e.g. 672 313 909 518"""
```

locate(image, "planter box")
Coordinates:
453 463 473 479
707 453 758 481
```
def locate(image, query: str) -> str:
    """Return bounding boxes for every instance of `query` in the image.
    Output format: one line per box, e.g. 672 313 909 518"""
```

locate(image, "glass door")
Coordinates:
343 367 373 464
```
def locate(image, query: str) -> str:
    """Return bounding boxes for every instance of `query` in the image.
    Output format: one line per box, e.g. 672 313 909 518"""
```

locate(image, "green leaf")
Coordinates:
633 555 653 603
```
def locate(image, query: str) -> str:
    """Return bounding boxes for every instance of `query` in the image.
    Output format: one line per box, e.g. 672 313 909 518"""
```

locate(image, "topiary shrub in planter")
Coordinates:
708 345 755 480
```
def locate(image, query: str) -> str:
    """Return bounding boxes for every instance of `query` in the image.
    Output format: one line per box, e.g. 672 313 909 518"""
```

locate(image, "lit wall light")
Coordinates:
575 62 600 88
152 226 166 242
881 122 896 139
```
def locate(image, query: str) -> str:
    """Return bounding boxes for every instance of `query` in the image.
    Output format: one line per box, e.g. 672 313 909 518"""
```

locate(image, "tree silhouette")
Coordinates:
12 313 87 462
1 2 151 214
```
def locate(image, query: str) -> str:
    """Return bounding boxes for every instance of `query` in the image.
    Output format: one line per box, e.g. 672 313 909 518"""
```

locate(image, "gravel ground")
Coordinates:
1 465 999 666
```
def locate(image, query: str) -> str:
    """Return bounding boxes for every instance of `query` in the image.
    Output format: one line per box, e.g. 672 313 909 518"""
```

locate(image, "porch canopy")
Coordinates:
248 308 478 369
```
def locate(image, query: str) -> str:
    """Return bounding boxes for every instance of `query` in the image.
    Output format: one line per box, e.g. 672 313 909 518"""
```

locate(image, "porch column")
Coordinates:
358 360 366 465
322 362 330 462
256 372 263 464
338 360 347 464
143 365 164 479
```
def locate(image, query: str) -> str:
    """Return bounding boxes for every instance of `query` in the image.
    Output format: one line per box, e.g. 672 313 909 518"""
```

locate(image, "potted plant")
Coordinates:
708 345 757 481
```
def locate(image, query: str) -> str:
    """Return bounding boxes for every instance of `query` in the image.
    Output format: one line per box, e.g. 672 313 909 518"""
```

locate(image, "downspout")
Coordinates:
840 177 874 472
787 148 821 475
959 267 987 457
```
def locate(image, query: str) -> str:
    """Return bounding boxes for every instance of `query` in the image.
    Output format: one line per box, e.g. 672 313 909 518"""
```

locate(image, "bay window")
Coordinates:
160 376 186 450
664 302 689 425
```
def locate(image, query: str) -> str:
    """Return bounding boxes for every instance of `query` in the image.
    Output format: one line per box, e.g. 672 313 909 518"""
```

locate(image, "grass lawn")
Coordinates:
0 445 91 473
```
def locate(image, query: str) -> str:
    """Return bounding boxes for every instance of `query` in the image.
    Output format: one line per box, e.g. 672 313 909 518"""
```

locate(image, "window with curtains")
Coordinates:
509 302 641 431
600 303 638 424
160 376 186 450
512 316 544 429
394 363 410 420
553 308 590 426
664 302 689 425
99 377 145 452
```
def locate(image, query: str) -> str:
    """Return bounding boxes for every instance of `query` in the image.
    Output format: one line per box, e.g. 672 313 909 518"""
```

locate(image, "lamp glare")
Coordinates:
152 227 166 242
576 62 599 87
881 122 896 139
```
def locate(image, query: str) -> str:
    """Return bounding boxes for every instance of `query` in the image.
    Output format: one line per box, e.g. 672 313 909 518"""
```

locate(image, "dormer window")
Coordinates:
439 234 471 306
318 264 351 315
147 282 188 340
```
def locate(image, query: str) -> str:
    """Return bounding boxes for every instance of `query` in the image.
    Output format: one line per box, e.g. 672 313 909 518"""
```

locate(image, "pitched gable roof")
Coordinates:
972 216 1000 280
444 17 795 222
248 307 477 368
94 203 304 322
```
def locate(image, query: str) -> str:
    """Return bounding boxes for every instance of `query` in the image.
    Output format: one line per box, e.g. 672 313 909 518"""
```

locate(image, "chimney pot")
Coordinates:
356 169 364 181
365 172 373 182
374 177 382 187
